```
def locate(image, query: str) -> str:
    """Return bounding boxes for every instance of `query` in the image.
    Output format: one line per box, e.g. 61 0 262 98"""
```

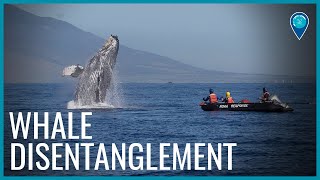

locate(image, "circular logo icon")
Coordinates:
292 15 307 29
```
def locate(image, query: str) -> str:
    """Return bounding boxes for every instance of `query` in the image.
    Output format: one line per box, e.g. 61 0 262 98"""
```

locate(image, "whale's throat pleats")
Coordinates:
73 36 119 106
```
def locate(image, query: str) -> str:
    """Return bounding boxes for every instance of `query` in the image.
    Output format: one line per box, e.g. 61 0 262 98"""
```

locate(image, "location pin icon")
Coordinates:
290 12 309 40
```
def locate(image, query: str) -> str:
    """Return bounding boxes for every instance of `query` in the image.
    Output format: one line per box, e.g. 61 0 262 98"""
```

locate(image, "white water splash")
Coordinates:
105 68 124 108
67 101 115 109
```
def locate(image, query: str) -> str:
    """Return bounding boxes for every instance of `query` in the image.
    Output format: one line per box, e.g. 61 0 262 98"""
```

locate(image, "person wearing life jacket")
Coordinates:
261 87 270 102
224 91 234 104
203 88 218 104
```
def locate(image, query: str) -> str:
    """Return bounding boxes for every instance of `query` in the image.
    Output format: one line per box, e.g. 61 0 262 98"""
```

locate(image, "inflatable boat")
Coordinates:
200 102 293 112
200 95 293 112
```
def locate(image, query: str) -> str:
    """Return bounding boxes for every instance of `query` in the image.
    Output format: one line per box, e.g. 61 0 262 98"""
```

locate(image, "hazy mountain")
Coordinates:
4 5 312 83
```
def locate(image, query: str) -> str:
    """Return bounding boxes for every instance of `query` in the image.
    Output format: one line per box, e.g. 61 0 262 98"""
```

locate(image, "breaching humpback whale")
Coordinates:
62 35 119 106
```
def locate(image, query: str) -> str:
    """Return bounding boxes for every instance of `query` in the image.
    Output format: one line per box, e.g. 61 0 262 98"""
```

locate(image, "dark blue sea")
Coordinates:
4 83 316 176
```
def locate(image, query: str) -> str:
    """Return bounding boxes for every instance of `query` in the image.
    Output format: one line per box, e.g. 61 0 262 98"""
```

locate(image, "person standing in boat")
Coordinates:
260 87 270 102
223 91 234 103
203 88 218 104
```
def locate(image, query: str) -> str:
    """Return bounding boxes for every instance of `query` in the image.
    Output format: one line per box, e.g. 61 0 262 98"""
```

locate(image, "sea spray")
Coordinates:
105 68 124 108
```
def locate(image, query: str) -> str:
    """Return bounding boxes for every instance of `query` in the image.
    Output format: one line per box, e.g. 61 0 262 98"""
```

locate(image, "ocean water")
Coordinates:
4 83 316 176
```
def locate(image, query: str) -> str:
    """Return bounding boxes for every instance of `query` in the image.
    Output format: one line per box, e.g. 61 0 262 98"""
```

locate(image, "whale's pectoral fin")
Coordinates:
62 65 84 78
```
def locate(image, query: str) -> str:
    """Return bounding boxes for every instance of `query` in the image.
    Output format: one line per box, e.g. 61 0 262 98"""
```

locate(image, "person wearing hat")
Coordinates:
203 88 218 104
224 91 234 104
260 87 270 102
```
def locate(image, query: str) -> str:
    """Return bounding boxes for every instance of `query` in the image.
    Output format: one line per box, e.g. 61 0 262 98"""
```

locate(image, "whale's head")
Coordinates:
103 34 119 51
100 34 119 69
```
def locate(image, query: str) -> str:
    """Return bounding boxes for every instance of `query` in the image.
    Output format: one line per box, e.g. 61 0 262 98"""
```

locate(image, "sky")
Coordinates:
17 4 316 76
